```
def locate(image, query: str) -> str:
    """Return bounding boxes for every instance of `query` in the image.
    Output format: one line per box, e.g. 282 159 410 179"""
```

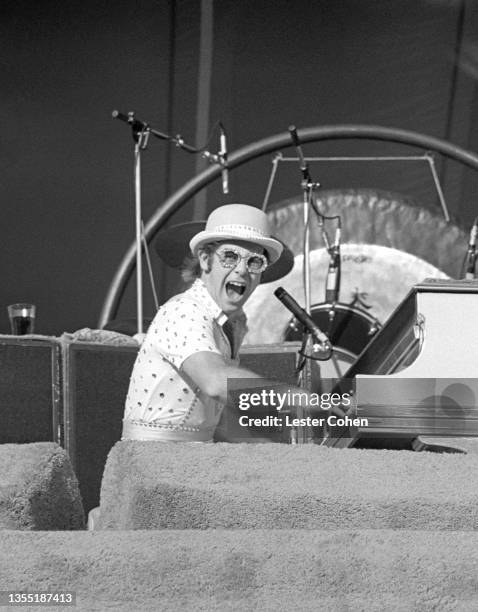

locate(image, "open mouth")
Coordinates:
226 281 246 298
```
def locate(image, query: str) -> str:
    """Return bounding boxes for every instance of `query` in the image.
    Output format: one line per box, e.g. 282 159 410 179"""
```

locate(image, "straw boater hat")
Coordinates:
154 204 294 283
189 204 283 264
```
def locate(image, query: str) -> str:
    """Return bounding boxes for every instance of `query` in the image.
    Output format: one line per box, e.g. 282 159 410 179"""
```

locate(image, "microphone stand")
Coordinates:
112 110 226 335
288 126 320 320
288 126 323 443
133 126 150 334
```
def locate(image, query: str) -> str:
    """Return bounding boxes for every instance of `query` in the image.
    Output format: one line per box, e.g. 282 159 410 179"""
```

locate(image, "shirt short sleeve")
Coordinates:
145 295 222 368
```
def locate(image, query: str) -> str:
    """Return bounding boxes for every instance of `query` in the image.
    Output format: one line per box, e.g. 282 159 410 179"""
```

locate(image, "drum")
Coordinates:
243 244 449 383
284 302 379 385
285 302 379 356
244 244 449 344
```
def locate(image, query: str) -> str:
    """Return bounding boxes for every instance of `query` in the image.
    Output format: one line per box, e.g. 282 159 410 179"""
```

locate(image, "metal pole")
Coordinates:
134 143 143 335
99 124 478 328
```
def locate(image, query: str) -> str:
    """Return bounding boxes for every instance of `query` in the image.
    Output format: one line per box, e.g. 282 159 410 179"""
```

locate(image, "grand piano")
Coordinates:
325 278 478 449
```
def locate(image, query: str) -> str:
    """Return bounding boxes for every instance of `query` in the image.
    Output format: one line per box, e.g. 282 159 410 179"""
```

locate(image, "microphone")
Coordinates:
274 287 331 351
325 248 340 303
219 125 229 194
112 110 150 144
288 124 300 149
288 124 311 183
325 226 341 303
465 218 478 279
112 110 130 123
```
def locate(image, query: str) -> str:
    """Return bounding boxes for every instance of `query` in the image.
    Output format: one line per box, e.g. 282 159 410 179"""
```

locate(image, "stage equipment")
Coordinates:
112 111 151 335
219 123 229 194
99 124 478 330
246 189 468 389
262 152 451 222
274 287 330 352
112 110 229 334
61 340 139 513
284 302 378 381
266 189 467 278
0 335 61 444
327 279 478 449
214 342 301 443
287 125 317 319
463 216 478 279
244 244 447 377
273 126 331 443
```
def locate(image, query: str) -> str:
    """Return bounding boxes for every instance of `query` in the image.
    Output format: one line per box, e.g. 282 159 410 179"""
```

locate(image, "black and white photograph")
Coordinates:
1 1 478 610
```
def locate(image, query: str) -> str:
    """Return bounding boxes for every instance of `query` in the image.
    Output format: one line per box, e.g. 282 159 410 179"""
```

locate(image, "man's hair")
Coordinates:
180 243 216 285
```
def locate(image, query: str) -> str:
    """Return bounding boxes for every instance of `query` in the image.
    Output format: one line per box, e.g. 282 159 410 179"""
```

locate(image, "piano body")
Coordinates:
326 279 478 449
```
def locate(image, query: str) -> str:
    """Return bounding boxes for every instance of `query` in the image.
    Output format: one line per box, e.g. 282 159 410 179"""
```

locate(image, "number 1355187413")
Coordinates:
0 592 76 606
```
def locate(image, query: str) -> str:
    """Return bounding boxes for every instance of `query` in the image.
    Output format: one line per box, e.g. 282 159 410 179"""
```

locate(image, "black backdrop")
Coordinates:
2 0 478 335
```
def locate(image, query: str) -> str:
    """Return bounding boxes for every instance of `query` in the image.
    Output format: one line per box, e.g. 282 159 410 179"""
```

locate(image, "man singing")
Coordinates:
122 203 286 442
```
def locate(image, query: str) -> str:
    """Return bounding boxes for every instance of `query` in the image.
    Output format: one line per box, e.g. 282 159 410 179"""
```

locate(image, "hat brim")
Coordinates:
154 221 294 284
154 222 206 268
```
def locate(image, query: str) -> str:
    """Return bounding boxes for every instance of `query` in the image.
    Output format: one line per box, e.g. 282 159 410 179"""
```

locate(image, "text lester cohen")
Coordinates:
239 415 369 428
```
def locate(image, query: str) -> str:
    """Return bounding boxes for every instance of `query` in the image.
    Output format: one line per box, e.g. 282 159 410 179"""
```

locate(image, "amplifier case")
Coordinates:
61 341 139 513
0 337 301 513
0 335 61 444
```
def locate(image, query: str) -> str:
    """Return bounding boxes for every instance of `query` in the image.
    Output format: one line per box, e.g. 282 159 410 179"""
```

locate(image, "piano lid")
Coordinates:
326 280 478 448
414 277 478 293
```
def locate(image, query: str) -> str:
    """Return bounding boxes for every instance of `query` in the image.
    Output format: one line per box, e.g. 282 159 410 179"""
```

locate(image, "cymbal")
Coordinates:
153 221 294 284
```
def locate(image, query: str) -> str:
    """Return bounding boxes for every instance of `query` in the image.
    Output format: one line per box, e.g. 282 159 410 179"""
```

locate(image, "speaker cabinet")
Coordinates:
62 341 139 513
214 342 301 443
0 335 61 444
239 343 301 384
0 336 304 510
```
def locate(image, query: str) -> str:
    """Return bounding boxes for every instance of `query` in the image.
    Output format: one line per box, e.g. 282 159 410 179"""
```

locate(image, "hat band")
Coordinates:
212 224 269 238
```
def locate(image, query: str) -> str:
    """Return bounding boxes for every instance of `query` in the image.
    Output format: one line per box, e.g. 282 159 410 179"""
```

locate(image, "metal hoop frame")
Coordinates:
98 124 478 328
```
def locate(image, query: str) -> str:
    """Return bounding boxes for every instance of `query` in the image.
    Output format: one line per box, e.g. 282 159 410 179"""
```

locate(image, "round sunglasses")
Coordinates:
214 247 269 274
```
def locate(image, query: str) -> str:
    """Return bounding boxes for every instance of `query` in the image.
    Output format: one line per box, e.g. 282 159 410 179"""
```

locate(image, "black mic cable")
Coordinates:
464 216 478 280
325 221 342 304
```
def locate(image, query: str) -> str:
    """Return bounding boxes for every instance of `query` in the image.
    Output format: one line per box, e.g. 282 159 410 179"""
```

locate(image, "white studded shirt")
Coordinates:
122 279 248 441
